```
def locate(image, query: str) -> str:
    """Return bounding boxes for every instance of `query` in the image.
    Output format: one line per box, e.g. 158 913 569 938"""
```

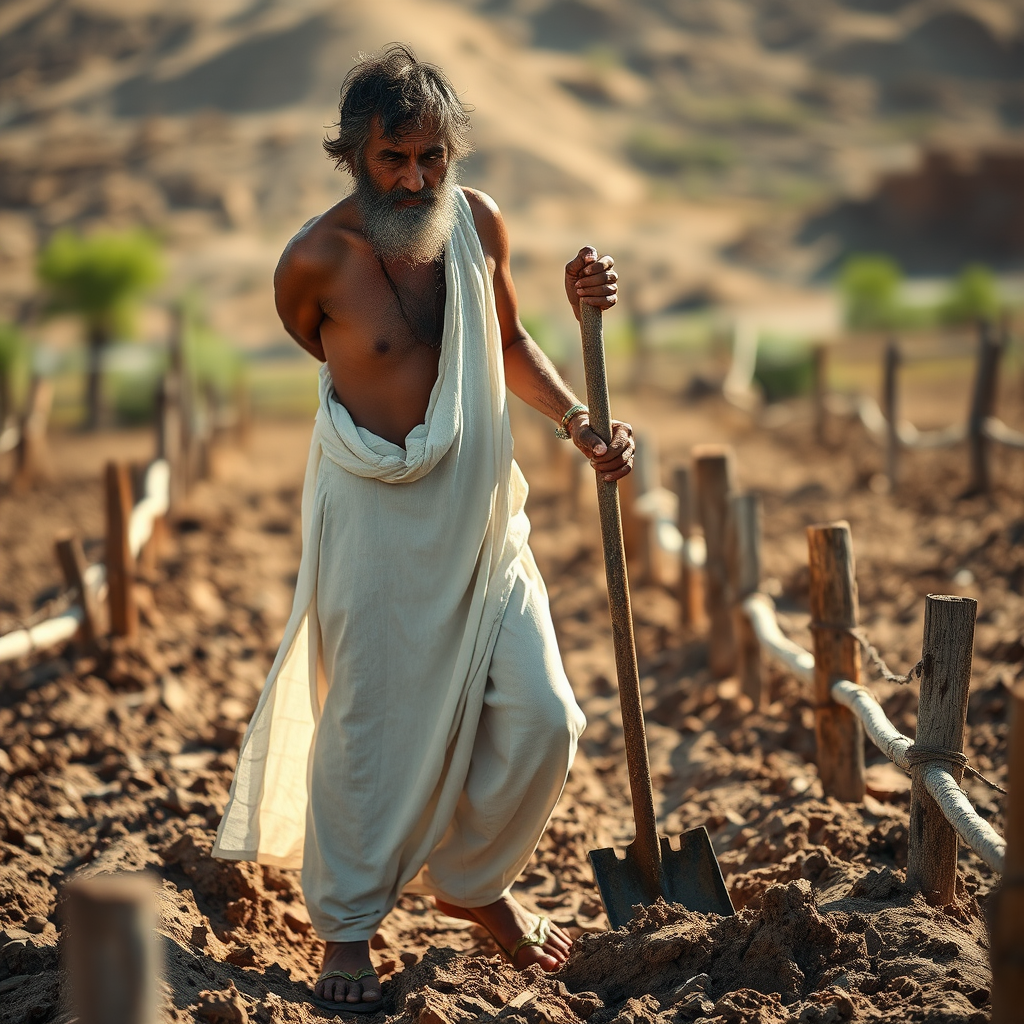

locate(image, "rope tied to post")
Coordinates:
905 744 1007 796
811 621 1008 796
810 619 924 685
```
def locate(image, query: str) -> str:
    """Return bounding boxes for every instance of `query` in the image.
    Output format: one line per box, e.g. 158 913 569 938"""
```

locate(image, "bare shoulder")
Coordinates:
461 186 507 259
276 199 358 284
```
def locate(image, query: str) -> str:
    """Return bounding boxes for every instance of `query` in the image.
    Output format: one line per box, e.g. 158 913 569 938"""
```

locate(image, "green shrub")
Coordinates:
185 322 245 398
753 340 814 403
941 264 1000 325
840 254 904 330
0 322 29 421
109 364 162 425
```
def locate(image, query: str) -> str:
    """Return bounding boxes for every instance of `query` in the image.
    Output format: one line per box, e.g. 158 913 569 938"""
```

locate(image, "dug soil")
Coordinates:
1 386 1022 1024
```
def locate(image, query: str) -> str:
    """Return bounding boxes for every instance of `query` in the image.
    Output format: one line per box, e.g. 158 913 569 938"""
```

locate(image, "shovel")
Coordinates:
577 301 735 929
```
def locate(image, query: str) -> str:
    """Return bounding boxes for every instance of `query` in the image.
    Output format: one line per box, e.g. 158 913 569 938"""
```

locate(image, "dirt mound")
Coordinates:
1 393 1021 1023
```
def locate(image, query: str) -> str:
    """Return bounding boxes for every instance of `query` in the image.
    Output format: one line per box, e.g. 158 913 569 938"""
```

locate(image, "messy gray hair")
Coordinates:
323 43 473 169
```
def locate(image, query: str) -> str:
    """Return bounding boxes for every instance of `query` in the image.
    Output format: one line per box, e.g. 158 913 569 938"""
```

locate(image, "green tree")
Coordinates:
941 264 1000 325
37 229 162 429
839 254 904 330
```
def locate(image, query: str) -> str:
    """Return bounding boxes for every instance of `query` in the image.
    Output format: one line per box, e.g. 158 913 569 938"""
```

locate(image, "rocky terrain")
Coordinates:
2 0 1024 345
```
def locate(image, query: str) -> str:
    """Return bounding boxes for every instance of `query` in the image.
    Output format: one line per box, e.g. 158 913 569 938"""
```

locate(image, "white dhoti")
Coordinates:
213 189 585 941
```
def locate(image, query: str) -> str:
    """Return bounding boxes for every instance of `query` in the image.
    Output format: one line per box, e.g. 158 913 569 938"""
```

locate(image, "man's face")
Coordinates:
352 117 458 265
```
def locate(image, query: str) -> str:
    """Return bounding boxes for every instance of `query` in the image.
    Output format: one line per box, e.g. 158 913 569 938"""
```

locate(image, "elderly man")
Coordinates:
213 44 633 1012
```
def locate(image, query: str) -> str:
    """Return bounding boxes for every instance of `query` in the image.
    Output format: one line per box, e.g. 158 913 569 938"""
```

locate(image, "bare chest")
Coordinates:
318 256 448 444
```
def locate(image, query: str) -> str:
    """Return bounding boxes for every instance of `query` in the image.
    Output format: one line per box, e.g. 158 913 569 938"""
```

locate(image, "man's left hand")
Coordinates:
568 414 634 481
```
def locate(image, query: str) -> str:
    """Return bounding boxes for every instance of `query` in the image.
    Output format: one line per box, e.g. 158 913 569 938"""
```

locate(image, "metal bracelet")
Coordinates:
556 402 587 440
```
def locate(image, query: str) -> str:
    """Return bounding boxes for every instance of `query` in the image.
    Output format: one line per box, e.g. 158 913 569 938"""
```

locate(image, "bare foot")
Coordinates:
434 895 572 971
314 939 382 1009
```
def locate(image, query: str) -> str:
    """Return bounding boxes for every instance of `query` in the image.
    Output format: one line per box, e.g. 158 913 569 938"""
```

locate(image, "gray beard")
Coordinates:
353 163 459 265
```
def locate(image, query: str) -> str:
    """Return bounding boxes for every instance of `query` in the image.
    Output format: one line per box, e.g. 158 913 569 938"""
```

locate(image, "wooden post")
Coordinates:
694 445 736 678
13 376 53 492
633 432 661 584
967 321 1001 495
233 376 251 448
158 372 185 516
729 493 763 707
807 521 865 801
992 683 1024 1023
812 344 827 445
673 465 705 630
169 307 197 495
883 338 900 490
54 532 101 651
907 594 978 904
105 461 137 639
65 873 160 1024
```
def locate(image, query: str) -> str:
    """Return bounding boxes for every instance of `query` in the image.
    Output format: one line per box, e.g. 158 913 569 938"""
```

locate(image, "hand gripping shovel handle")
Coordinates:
578 302 663 897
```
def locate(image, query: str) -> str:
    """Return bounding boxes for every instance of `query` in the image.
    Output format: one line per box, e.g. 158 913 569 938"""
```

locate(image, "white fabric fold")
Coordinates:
213 188 531 875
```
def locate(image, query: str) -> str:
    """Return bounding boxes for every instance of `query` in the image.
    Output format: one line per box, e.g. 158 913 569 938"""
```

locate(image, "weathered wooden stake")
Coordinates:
673 465 705 630
54 532 100 651
65 873 160 1024
991 683 1024 1023
807 521 865 801
967 321 1002 494
169 306 198 495
907 594 978 904
729 493 763 707
633 432 662 584
105 461 137 639
812 345 827 445
883 338 900 490
13 376 53 492
694 445 735 678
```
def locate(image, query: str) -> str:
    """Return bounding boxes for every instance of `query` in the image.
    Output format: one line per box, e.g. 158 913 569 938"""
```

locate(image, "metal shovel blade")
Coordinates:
589 827 735 930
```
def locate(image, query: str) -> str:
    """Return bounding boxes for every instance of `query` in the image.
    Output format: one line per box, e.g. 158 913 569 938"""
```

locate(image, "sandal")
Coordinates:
310 968 384 1014
502 914 552 966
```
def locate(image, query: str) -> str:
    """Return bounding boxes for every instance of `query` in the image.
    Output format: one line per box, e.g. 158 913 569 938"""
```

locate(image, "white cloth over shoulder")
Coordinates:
213 187 530 870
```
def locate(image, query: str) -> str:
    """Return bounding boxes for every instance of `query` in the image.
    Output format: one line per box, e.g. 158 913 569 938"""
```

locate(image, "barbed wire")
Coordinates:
810 620 923 685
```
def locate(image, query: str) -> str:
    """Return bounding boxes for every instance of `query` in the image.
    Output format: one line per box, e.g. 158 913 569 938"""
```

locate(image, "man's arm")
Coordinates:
465 188 634 481
274 231 328 363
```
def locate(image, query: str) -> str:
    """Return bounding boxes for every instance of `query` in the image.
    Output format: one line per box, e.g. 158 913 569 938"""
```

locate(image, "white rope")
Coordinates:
0 423 19 454
741 592 815 684
737 603 1006 875
128 459 170 559
922 764 1006 874
0 606 84 663
831 678 913 767
823 394 965 449
634 487 707 567
0 458 168 664
984 416 1024 450
896 421 967 449
831 678 1006 874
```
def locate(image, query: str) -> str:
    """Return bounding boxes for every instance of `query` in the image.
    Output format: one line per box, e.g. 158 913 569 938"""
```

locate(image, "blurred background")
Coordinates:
0 0 1023 433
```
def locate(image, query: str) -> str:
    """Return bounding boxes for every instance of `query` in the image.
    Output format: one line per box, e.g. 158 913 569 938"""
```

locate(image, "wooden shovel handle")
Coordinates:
578 302 662 888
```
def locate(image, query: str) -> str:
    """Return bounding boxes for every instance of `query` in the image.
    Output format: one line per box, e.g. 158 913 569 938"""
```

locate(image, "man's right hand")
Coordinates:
564 246 618 322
